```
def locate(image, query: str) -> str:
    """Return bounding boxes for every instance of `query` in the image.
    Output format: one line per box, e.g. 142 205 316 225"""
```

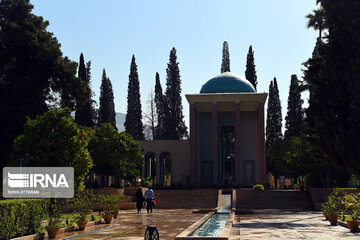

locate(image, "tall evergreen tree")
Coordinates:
75 53 96 127
98 69 116 129
266 78 283 147
266 77 283 186
154 72 166 140
245 45 258 90
0 0 87 174
124 55 144 140
164 48 188 140
284 75 303 139
304 0 360 176
221 41 230 73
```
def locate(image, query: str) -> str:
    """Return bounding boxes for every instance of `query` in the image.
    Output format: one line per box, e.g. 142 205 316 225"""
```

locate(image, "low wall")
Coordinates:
236 189 313 210
153 189 218 209
309 188 360 210
92 188 125 195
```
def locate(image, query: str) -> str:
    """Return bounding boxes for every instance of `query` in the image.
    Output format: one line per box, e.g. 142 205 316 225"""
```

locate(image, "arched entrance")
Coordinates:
160 152 172 187
145 152 157 184
220 125 235 185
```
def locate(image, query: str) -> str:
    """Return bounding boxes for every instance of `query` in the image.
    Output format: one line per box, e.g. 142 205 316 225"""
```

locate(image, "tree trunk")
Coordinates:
114 169 121 188
274 174 278 188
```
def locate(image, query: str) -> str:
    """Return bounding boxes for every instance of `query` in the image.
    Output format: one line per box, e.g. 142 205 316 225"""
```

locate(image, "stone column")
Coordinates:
156 153 160 186
235 102 242 185
257 103 266 184
212 102 218 185
189 103 198 184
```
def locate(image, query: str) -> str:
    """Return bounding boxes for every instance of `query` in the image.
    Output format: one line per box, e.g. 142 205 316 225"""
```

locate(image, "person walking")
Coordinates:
144 186 155 213
135 188 145 213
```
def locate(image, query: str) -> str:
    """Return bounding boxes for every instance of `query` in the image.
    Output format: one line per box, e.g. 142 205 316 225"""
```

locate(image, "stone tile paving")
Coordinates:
57 209 206 240
239 210 360 240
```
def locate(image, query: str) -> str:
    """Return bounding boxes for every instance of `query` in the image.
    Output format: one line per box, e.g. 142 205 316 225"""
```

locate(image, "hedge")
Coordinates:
0 199 47 240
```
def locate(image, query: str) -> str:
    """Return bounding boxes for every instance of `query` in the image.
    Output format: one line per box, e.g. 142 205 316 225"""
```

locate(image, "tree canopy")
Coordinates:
11 108 93 189
304 0 360 177
0 0 88 174
164 48 188 140
89 123 143 186
124 55 144 140
284 74 303 139
154 72 166 140
98 69 116 129
245 45 258 90
75 53 96 128
221 41 230 73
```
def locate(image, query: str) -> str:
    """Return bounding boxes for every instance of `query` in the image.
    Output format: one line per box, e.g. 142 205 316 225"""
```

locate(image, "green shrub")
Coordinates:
322 190 345 215
143 181 152 188
0 199 46 239
67 190 93 221
253 184 264 191
94 194 123 215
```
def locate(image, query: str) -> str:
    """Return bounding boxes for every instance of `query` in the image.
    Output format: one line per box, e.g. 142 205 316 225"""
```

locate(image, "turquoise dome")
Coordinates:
200 72 256 93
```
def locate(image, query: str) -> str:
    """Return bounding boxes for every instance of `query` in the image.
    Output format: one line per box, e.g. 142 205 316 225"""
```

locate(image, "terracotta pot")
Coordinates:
113 211 119 219
77 220 88 230
328 214 338 226
103 214 113 224
323 212 329 220
346 220 360 232
45 225 60 239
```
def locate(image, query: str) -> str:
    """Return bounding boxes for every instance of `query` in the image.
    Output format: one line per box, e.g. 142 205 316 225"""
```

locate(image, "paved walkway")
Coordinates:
239 210 360 240
56 209 206 240
51 209 360 239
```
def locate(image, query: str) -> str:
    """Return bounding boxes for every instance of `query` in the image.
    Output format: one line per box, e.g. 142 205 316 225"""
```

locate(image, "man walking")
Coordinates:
144 186 155 213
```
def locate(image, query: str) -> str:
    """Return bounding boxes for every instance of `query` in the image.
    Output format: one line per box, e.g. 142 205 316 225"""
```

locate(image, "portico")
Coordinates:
186 72 267 186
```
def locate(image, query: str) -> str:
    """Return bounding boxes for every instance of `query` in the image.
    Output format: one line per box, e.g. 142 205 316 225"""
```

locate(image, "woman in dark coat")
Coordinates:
135 188 145 213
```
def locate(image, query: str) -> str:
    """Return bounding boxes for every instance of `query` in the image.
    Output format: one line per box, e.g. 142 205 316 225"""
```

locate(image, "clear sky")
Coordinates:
32 0 318 132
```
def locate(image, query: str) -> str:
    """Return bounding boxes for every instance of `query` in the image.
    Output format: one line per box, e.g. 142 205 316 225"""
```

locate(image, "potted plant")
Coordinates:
112 194 124 219
45 199 61 239
96 194 114 224
321 202 330 220
325 191 344 226
343 193 360 232
68 190 93 230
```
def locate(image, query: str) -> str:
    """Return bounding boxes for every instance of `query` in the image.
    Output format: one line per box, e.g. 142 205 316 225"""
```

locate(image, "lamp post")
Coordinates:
144 225 159 240
19 157 23 198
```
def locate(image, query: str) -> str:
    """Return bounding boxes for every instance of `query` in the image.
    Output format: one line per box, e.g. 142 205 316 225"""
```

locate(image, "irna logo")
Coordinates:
8 172 69 188
3 167 74 198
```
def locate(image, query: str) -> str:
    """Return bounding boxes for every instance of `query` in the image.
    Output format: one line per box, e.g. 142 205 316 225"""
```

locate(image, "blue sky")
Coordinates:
32 0 318 131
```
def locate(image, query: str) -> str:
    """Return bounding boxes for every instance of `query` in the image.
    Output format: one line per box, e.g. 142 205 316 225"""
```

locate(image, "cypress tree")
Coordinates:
98 69 116 129
124 55 144 140
284 74 303 139
164 47 188 140
245 45 258 90
266 77 283 147
154 72 166 140
75 53 96 128
266 77 283 186
221 41 230 73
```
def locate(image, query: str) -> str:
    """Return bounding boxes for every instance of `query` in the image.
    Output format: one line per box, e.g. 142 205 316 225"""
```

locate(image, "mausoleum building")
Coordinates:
138 72 267 187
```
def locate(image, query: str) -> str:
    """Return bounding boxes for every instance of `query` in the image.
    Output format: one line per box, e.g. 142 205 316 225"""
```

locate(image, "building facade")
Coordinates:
139 72 267 187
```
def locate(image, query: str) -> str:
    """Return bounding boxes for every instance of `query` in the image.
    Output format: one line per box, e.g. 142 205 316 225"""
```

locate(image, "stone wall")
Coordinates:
236 189 313 210
138 140 190 186
153 189 218 209
309 188 360 210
